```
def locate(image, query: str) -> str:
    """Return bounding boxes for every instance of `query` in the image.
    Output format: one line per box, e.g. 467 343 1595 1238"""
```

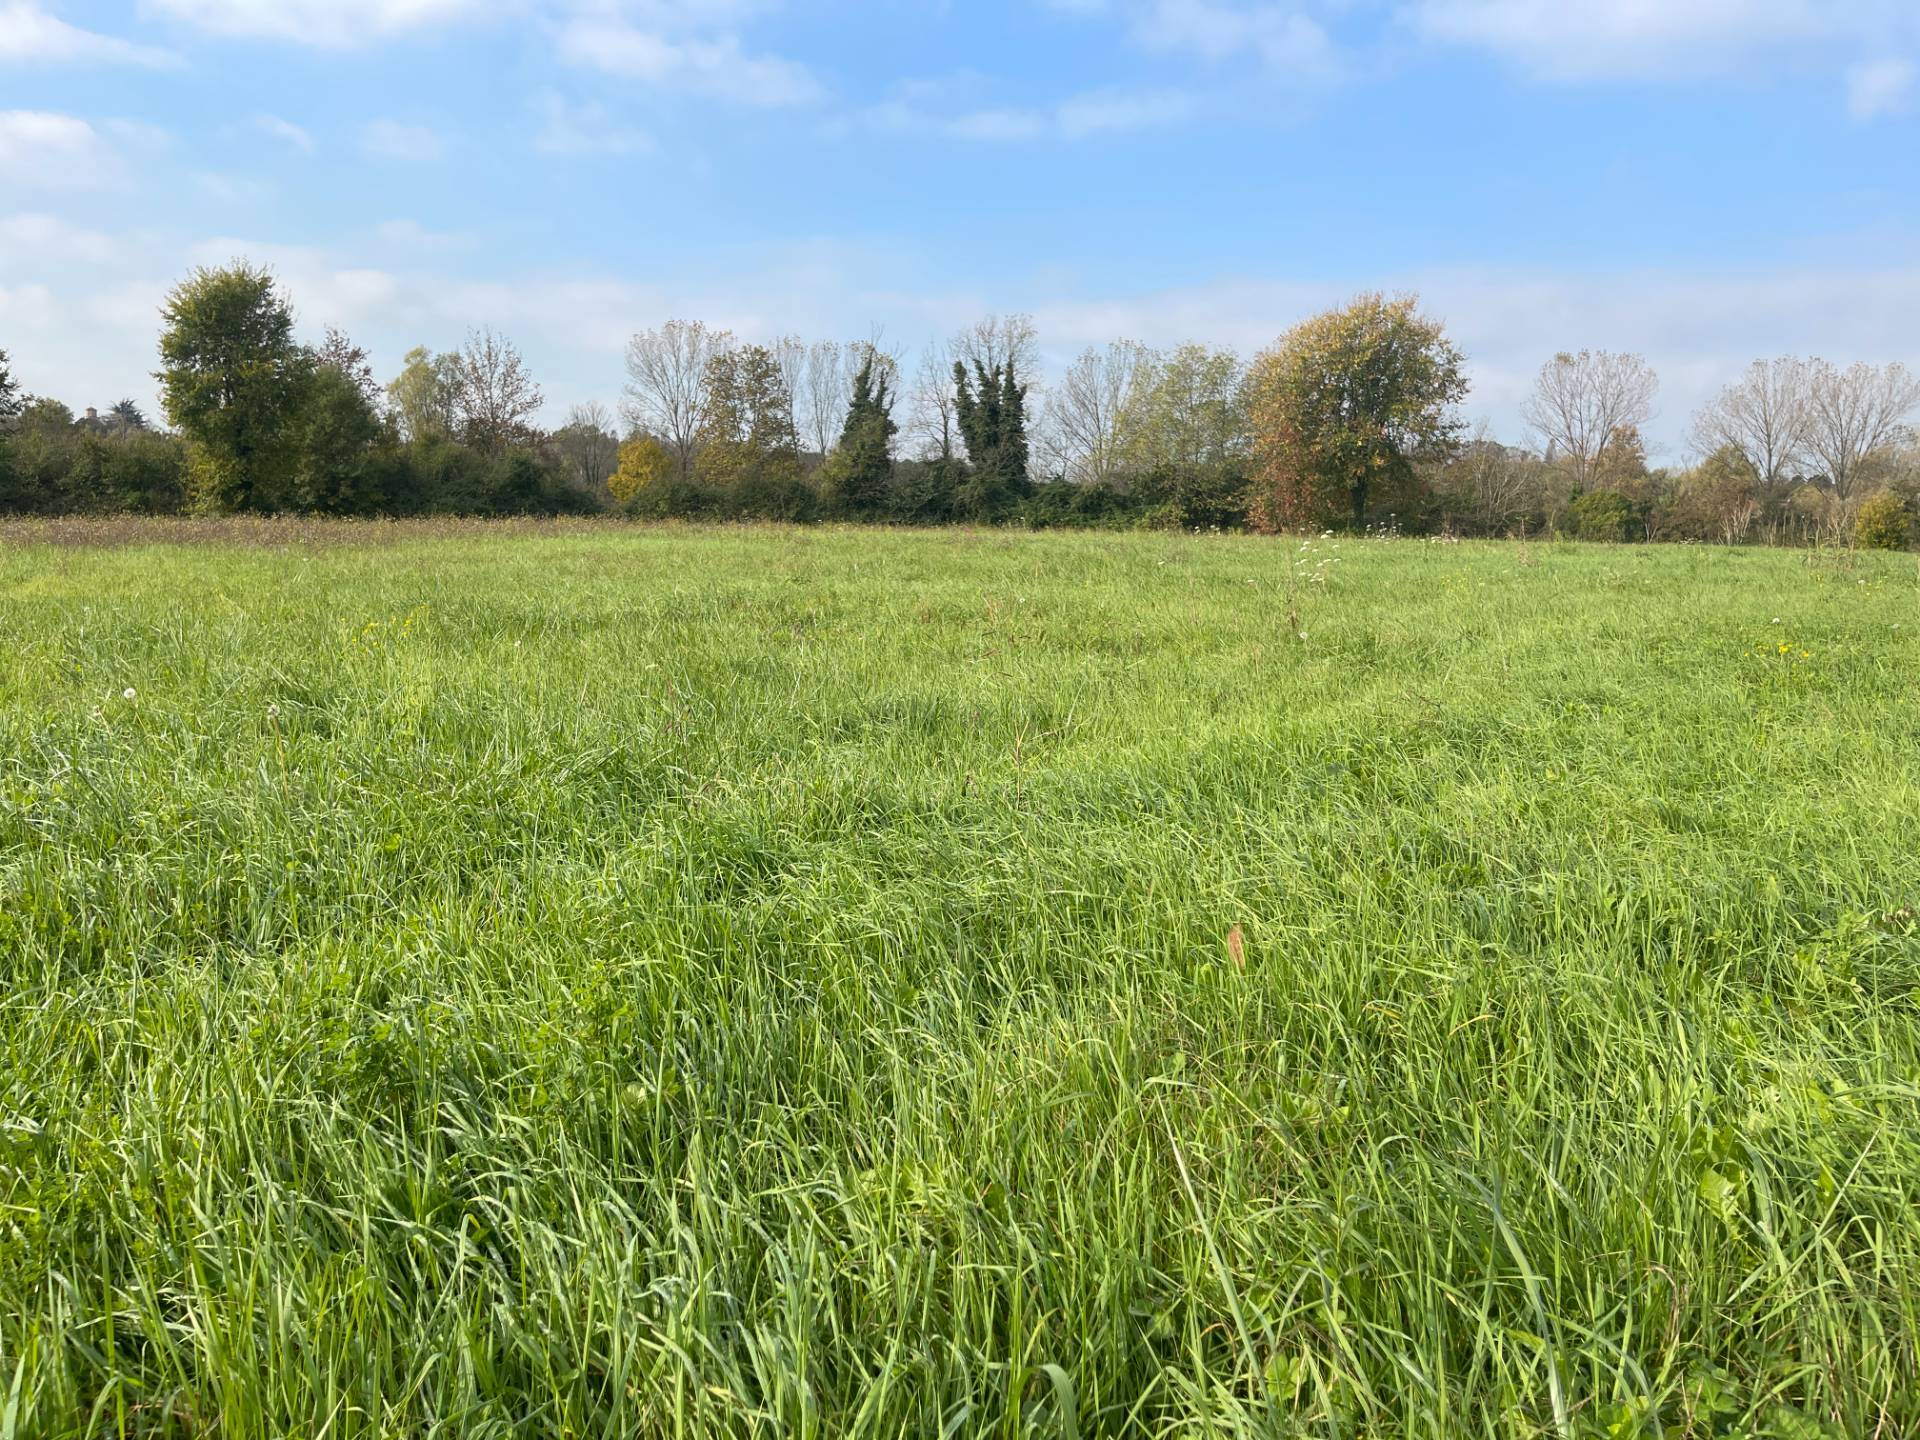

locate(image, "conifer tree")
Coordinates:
0 348 23 428
952 356 1030 516
822 347 897 516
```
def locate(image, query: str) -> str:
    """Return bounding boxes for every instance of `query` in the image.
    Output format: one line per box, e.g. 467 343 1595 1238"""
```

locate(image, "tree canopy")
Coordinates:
1247 293 1467 531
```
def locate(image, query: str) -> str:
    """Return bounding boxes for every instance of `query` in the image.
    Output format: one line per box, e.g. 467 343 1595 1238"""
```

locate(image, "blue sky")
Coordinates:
3 0 1918 454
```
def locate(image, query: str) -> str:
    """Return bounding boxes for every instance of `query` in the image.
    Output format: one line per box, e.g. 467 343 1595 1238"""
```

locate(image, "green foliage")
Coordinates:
884 455 964 524
157 262 312 511
953 356 1031 517
692 344 807 517
1115 342 1246 479
1854 491 1912 550
0 401 189 514
1134 459 1250 529
1657 444 1761 543
819 348 897 517
0 346 21 427
287 363 390 514
608 434 672 505
1567 487 1642 541
1 529 1918 1436
1247 292 1467 531
386 345 461 443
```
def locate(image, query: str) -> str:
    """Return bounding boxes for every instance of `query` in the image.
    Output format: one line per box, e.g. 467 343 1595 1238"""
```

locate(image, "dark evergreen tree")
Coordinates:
952 356 1031 517
822 348 897 516
0 349 21 429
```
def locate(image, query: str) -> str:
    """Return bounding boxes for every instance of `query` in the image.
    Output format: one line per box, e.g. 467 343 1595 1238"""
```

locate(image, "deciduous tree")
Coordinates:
1247 292 1467 531
1691 358 1810 493
907 341 959 462
799 341 848 460
450 328 543 455
554 401 618 492
1523 350 1658 488
608 433 672 504
1048 341 1152 487
1804 360 1920 500
694 344 806 512
317 326 381 408
622 320 732 480
156 262 312 510
386 346 461 442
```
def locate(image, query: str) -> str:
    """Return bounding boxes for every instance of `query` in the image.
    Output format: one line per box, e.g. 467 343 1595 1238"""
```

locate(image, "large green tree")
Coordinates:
156 263 312 510
819 347 897 517
694 344 809 516
952 356 1030 516
1247 292 1467 531
288 364 389 513
386 346 462 443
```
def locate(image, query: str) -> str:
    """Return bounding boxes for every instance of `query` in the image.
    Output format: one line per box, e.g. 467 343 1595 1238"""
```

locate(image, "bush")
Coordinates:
1854 491 1912 550
1016 479 1151 529
1567 488 1640 542
885 458 962 525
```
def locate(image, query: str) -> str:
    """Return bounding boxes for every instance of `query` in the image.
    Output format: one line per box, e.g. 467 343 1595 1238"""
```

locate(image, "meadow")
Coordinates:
1 520 1917 1439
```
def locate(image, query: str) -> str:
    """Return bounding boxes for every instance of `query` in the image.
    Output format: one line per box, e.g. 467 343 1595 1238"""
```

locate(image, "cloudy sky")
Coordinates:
4 0 1918 454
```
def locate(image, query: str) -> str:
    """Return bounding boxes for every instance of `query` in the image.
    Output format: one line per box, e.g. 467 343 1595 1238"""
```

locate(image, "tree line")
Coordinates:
1 263 1915 548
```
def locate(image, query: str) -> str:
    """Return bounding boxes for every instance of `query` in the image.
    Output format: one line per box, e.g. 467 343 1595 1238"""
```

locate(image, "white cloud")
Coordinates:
1048 0 1346 80
1059 0 1920 116
360 118 445 161
0 2 178 64
0 212 122 265
1134 0 1340 72
1054 86 1197 135
0 110 119 188
372 218 473 252
141 0 492 46
861 78 1195 141
1404 0 1920 81
554 17 823 105
1847 57 1915 121
249 112 315 153
529 90 654 155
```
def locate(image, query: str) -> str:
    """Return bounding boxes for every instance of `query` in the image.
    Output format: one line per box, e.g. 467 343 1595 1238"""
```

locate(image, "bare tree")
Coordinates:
556 400 618 491
451 327 543 454
622 320 733 479
799 341 848 459
771 336 808 449
1690 358 1811 493
1803 360 1920 500
1047 340 1153 486
907 340 959 461
1522 350 1658 487
953 313 1039 377
1455 422 1538 533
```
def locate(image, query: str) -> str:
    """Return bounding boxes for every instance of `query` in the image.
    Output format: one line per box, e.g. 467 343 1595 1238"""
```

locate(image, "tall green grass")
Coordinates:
1 523 1917 1438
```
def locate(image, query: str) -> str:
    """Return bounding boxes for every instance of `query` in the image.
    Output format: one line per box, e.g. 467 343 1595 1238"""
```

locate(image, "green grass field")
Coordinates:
2 522 1917 1438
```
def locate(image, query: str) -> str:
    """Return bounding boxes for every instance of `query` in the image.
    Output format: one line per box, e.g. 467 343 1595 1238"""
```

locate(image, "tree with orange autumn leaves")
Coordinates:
1246 293 1467 532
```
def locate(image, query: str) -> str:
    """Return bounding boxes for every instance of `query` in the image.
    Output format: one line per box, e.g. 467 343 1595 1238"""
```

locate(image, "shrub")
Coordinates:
1567 488 1640 542
1854 491 1912 550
